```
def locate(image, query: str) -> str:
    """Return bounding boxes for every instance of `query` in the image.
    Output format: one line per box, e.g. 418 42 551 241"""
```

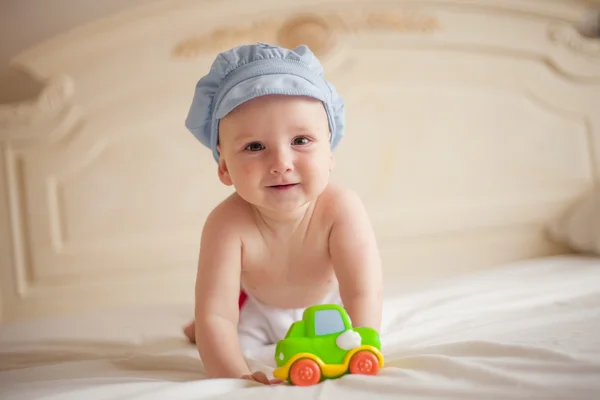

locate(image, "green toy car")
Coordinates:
272 304 384 386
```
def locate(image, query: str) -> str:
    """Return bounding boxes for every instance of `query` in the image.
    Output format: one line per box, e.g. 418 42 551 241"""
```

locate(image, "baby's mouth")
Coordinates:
268 183 299 190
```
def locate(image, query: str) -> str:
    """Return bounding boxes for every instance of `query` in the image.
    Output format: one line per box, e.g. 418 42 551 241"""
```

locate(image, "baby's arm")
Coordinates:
329 189 383 332
194 206 250 378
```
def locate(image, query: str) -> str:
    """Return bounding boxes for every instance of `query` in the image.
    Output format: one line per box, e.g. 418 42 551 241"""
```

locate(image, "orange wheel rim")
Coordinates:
349 351 380 375
289 359 321 386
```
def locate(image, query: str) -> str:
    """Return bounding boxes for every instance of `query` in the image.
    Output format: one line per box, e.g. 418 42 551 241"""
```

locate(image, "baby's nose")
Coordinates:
269 150 293 174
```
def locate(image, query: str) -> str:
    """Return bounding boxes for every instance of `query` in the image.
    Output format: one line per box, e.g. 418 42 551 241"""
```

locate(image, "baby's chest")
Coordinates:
241 236 331 281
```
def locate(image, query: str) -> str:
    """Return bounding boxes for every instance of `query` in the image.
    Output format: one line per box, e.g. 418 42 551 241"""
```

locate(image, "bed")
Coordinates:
1 0 599 398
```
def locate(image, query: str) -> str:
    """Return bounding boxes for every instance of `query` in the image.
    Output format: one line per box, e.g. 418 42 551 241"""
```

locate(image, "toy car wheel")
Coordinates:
289 358 321 386
349 350 380 375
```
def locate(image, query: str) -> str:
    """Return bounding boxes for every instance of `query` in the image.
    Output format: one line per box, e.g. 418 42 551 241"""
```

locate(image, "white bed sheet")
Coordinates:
1 255 599 400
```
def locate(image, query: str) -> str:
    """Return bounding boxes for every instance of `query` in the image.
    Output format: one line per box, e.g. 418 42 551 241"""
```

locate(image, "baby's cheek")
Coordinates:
241 163 255 177
232 160 259 181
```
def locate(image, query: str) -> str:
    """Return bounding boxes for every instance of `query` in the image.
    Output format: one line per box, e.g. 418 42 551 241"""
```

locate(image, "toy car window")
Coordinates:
314 309 345 336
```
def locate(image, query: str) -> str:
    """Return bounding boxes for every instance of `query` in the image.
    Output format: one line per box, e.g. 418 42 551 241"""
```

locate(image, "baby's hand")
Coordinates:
242 371 285 385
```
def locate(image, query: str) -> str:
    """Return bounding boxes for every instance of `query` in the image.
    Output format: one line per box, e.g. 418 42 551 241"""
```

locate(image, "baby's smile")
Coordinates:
267 183 299 191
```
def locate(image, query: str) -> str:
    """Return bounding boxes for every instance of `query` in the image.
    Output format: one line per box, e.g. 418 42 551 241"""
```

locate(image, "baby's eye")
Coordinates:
292 136 310 146
245 142 264 152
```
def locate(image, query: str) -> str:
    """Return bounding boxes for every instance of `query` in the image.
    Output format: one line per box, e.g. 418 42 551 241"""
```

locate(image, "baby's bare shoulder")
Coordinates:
318 182 366 218
203 193 254 234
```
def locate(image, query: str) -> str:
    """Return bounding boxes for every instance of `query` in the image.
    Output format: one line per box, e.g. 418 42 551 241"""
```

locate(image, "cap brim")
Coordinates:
215 74 327 120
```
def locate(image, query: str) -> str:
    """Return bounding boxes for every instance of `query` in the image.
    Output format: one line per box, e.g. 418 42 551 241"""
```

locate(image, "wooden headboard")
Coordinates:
1 0 599 322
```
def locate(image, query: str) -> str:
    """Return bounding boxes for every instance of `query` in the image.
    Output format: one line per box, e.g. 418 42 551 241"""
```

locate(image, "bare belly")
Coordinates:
241 268 338 309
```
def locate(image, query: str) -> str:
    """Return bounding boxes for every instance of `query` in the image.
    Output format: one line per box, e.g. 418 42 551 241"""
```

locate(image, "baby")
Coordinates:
182 43 383 384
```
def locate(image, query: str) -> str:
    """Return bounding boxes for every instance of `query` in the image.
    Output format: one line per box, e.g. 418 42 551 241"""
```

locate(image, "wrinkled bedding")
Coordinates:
1 255 599 399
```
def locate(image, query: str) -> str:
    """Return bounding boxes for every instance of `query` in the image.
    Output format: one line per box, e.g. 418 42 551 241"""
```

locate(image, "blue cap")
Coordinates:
185 43 345 162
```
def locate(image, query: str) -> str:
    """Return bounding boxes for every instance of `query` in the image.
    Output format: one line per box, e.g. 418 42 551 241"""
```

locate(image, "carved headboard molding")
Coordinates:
0 75 79 148
171 10 441 60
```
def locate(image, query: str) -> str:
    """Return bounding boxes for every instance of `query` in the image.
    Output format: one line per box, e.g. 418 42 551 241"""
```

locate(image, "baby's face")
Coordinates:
217 94 333 213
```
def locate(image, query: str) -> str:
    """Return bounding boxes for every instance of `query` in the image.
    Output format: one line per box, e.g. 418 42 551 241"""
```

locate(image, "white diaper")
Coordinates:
237 289 342 360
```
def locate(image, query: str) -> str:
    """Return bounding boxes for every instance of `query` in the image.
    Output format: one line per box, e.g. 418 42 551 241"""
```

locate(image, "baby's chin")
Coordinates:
251 197 314 214
240 193 318 215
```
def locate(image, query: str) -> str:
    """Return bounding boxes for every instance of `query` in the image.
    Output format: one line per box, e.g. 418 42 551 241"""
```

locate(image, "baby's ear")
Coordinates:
217 156 233 186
